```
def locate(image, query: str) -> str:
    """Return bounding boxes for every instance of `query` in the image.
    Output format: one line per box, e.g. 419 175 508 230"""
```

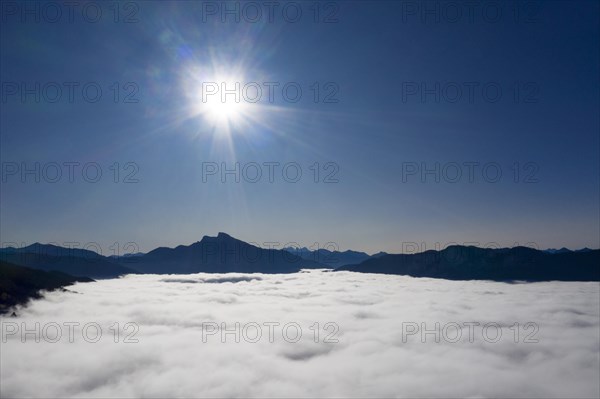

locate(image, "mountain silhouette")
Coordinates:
336 246 600 281
2 237 597 281
543 247 572 254
0 260 93 314
130 233 326 274
0 245 136 279
282 246 372 267
0 243 105 259
371 251 389 258
543 247 593 254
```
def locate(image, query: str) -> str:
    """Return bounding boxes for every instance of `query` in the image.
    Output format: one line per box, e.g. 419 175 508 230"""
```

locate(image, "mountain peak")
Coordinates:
197 232 235 243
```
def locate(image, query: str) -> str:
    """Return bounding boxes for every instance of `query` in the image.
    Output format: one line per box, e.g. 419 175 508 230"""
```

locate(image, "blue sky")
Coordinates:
1 1 598 254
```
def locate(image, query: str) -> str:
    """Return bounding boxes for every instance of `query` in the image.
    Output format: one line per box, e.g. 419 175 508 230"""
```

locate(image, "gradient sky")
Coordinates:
1 1 598 255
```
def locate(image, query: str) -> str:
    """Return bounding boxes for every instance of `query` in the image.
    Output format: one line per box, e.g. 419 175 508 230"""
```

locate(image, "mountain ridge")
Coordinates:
0 260 94 314
2 235 598 281
130 232 326 274
336 245 600 281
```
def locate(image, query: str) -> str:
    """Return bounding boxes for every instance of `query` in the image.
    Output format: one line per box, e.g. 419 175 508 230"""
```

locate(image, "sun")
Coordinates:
183 65 256 133
202 84 249 125
181 59 277 140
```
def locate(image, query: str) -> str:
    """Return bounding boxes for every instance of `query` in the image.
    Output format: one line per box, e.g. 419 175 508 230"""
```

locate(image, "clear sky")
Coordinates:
1 1 598 254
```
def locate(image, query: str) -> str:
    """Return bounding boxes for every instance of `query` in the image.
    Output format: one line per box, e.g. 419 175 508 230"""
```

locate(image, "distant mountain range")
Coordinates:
0 234 598 282
543 247 593 254
337 246 600 282
282 246 387 267
108 252 145 260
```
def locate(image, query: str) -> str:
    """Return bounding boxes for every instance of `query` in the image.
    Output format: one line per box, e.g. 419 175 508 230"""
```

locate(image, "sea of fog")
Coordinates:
1 270 599 398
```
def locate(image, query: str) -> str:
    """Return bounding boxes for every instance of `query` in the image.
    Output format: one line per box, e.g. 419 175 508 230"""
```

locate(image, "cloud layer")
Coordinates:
1 271 599 398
